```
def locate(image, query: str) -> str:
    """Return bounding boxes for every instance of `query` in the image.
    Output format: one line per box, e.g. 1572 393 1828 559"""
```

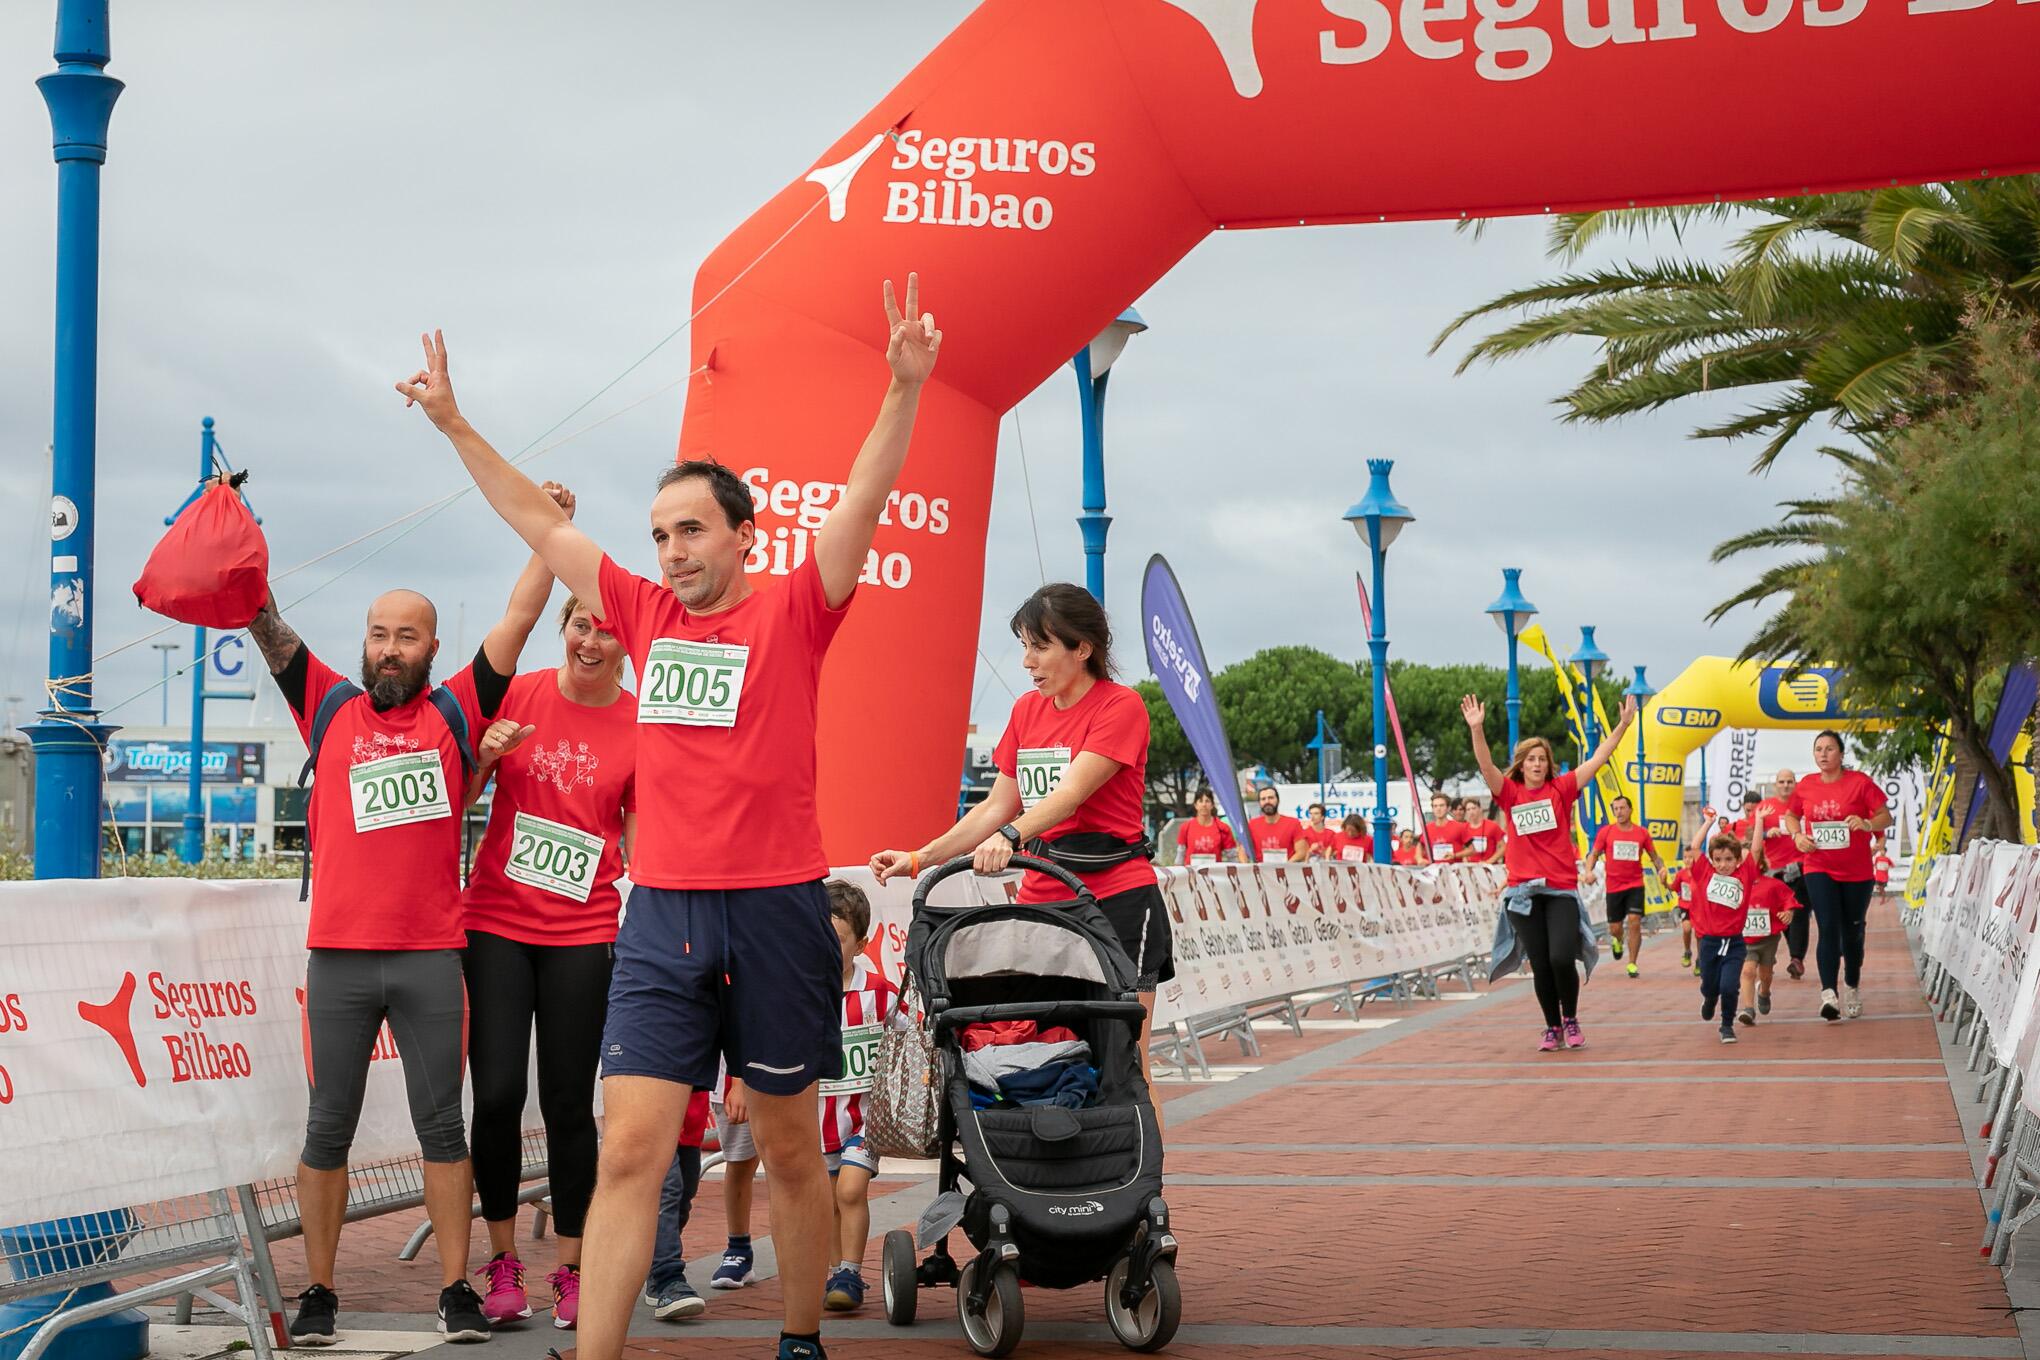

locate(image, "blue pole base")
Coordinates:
0 1291 147 1360
0 1216 147 1360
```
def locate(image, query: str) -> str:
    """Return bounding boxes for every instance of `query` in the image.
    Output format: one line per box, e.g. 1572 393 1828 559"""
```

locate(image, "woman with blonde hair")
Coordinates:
1464 694 1637 1051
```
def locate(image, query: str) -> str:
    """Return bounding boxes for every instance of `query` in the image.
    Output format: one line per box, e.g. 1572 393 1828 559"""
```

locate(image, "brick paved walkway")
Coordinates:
175 902 2024 1359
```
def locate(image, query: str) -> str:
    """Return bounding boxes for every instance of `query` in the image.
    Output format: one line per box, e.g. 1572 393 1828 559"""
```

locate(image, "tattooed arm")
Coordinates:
249 593 311 714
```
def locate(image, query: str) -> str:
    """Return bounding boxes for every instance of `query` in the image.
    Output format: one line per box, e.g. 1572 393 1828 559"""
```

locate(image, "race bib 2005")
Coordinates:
1016 746 1071 810
821 1023 882 1097
640 639 749 727
1745 907 1772 936
505 812 605 902
1811 822 1851 851
1510 800 1557 836
1707 876 1745 908
1612 841 1641 863
348 750 451 833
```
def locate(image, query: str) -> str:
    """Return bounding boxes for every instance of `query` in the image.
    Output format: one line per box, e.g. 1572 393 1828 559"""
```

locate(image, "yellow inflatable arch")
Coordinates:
1629 658 1878 866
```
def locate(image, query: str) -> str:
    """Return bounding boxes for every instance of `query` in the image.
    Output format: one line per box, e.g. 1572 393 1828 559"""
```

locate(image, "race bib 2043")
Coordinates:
1510 800 1557 836
1811 822 1851 851
1745 907 1773 936
640 638 749 727
348 750 452 833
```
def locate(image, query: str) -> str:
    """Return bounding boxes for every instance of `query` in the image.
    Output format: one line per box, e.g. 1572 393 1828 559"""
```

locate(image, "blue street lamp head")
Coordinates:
1569 625 1609 683
1485 566 1537 636
1626 664 1656 700
1087 305 1148 377
1343 458 1414 551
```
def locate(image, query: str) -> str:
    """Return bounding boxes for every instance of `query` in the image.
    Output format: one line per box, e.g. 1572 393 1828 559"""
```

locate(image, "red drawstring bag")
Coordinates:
132 478 270 628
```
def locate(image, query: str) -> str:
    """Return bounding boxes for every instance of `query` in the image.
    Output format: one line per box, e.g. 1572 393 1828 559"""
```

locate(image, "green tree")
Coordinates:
1133 678 1199 817
1435 180 2040 471
1709 315 2040 841
1215 647 1368 784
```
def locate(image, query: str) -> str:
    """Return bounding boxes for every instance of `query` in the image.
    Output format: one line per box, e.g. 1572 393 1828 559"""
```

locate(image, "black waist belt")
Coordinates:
1025 830 1155 872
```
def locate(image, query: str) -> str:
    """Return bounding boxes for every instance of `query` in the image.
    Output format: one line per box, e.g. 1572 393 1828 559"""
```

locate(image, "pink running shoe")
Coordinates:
477 1251 530 1323
1538 1027 1561 1052
549 1265 580 1331
1562 1017 1585 1049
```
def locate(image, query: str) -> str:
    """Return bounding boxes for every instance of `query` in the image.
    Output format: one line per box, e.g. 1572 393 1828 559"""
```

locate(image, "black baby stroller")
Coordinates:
881 854 1180 1356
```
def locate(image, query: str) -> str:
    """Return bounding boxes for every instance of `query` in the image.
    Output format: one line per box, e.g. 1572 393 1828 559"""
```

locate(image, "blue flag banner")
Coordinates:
1141 555 1255 854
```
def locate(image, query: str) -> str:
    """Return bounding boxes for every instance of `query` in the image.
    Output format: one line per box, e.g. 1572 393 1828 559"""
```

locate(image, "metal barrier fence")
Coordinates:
0 1192 272 1360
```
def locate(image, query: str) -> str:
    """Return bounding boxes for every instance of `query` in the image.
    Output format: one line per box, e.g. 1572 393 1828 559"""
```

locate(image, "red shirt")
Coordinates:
1426 820 1469 865
1743 873 1794 940
1176 818 1236 864
1249 815 1305 863
462 670 639 947
1873 853 1894 884
1461 819 1504 861
1688 857 1761 938
1333 831 1372 863
993 678 1156 904
1786 769 1889 883
1392 841 1423 865
291 650 486 951
597 553 847 888
1749 796 1802 871
1494 771 1583 889
1300 824 1339 859
1671 864 1693 909
1592 822 1656 894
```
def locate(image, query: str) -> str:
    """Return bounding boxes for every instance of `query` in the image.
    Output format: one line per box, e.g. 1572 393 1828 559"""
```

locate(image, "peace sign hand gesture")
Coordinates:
883 273 942 387
395 330 463 433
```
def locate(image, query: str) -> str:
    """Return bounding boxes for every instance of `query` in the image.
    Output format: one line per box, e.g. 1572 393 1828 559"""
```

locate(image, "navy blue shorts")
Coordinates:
601 881 843 1097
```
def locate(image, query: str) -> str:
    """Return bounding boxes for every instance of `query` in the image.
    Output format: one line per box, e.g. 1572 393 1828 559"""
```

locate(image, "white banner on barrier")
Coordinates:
0 862 1513 1226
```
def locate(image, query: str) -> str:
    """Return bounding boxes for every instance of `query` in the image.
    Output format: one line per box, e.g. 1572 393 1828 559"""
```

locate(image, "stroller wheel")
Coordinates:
881 1229 918 1326
955 1256 1023 1358
1105 1256 1181 1353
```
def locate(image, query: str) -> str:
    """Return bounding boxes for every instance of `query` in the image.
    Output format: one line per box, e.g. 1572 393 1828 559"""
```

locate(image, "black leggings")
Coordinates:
1783 879 1812 962
1515 893 1582 1028
463 930 613 1237
303 949 468 1170
1803 874 1873 991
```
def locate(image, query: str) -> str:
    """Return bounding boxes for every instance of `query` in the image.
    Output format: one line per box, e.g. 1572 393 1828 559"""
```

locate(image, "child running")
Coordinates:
643 1091 714 1322
820 880 910 1312
1687 833 1761 1044
1668 857 1697 973
1735 861 1797 1029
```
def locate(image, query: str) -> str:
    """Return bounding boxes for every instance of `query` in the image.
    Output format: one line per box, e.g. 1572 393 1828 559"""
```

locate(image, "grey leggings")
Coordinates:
303 948 469 1171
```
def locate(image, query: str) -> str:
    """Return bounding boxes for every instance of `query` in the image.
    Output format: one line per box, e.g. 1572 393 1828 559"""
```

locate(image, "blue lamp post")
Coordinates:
1569 626 1610 837
24 0 122 881
1071 306 1147 602
1484 568 1537 753
1344 460 1413 864
1627 664 1656 841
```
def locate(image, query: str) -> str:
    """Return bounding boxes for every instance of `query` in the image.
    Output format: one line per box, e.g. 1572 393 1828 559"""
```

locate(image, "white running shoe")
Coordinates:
1819 988 1841 1022
1842 984 1862 1019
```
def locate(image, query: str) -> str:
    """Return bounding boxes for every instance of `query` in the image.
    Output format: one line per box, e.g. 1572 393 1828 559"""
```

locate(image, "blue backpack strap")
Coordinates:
297 682 363 901
427 687 477 781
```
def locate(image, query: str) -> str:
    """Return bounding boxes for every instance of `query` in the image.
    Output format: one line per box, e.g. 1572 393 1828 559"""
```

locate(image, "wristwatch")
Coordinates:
997 823 1022 849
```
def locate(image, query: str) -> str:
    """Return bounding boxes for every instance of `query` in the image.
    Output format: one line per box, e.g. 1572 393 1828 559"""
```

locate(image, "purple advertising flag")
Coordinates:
1141 555 1256 856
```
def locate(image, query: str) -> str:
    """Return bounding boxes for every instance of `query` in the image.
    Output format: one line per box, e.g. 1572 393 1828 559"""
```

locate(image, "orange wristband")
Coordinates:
908 850 921 877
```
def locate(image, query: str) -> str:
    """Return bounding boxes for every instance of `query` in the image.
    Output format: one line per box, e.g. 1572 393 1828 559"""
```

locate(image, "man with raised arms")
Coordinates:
396 276 941 1360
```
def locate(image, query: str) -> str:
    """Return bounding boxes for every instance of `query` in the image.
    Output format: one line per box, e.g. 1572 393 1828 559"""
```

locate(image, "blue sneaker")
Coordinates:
822 1266 865 1312
644 1273 704 1321
709 1246 754 1290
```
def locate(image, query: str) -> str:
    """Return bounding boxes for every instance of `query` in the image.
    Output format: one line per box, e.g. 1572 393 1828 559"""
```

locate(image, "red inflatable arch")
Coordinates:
678 0 2040 862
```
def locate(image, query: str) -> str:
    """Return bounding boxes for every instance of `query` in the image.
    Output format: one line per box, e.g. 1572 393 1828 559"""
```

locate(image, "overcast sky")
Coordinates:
1 2 1839 750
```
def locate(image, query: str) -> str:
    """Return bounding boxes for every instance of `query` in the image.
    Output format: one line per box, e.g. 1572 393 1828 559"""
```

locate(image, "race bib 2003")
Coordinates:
349 750 451 833
1811 822 1851 851
1510 800 1557 836
505 812 605 903
640 638 749 727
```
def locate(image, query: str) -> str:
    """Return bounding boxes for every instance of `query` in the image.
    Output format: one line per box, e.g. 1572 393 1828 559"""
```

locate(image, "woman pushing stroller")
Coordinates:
872 583 1174 1114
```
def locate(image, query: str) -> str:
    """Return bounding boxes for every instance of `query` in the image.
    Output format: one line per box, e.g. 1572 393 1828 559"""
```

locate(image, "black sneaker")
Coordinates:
289 1284 339 1346
1719 1026 1738 1045
439 1279 493 1343
1701 996 1717 1022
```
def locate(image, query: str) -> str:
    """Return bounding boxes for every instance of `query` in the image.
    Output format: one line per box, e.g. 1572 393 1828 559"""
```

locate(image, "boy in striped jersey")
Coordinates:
821 881 910 1312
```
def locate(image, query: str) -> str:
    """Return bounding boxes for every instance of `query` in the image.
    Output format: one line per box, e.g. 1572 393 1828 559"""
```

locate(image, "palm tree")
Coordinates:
1433 179 2040 470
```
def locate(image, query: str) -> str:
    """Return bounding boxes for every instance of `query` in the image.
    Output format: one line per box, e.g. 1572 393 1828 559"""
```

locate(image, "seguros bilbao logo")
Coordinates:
806 128 1098 233
1758 666 1842 720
